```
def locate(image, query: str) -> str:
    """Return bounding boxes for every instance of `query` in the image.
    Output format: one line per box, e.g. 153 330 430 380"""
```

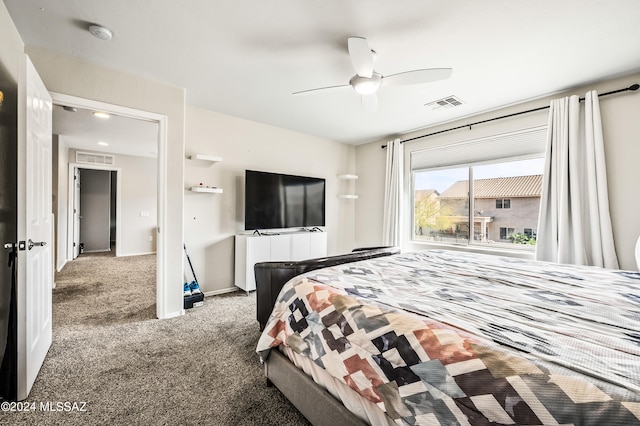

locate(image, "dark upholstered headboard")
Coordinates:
254 246 400 329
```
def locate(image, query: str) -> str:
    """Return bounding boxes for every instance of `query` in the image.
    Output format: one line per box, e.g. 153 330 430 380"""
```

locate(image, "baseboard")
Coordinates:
203 287 240 297
57 259 67 272
160 310 183 320
83 249 111 253
116 251 157 257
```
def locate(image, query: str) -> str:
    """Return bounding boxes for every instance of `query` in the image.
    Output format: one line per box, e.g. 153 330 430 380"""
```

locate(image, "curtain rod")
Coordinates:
381 83 639 148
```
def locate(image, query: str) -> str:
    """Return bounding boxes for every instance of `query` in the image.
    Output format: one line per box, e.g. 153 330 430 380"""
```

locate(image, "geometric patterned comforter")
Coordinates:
256 250 640 425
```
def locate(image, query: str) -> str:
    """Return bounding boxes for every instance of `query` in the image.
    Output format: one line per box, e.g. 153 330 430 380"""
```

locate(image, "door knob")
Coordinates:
28 239 47 250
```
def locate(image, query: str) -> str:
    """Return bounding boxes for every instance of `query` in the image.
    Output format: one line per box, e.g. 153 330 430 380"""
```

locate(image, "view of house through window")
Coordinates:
414 157 545 250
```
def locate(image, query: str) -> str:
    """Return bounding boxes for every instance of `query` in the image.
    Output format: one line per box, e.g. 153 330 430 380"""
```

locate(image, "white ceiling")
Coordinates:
52 105 158 158
5 0 640 149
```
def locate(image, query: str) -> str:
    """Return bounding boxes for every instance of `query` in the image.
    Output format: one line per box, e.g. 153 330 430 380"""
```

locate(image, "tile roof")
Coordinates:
438 174 543 199
415 189 440 199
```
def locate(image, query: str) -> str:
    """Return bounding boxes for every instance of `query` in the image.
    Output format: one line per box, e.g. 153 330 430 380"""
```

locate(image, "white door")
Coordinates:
16 54 53 401
73 168 80 258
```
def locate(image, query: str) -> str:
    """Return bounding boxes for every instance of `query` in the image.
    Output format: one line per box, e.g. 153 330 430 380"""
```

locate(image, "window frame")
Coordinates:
411 154 544 254
496 198 511 209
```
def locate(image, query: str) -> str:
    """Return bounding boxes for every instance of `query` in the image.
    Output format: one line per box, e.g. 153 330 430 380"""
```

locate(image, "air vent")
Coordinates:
76 151 115 166
426 95 464 111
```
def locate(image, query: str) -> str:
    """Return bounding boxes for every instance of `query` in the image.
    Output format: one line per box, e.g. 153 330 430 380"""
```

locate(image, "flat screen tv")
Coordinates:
244 170 326 230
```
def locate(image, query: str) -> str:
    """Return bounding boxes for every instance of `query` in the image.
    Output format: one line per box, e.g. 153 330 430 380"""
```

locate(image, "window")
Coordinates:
496 199 511 209
500 227 515 240
414 157 544 250
412 126 548 252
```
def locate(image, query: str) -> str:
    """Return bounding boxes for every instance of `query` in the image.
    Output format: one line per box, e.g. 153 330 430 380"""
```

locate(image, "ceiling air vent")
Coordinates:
426 95 464 111
76 151 115 166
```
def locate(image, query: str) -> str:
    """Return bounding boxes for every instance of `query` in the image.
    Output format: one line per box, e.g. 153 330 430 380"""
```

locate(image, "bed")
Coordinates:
256 249 640 425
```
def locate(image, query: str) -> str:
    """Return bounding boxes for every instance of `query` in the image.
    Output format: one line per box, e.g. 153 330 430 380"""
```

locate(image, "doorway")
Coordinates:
70 167 121 258
51 92 169 319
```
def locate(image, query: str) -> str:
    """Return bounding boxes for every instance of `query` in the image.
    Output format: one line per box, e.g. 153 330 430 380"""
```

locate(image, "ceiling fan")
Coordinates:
293 36 453 112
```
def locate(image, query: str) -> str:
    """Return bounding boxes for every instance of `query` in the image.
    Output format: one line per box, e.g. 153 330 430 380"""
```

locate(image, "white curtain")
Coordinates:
536 90 619 268
382 139 403 247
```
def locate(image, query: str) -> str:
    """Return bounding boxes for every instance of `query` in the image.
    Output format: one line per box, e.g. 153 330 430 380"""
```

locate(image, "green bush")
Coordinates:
508 233 536 245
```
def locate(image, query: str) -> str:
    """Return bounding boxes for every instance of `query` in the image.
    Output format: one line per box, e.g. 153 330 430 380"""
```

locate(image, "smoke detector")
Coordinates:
89 25 113 41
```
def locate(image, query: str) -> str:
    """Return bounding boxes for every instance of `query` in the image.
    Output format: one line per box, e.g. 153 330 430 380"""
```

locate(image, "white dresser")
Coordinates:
234 231 328 291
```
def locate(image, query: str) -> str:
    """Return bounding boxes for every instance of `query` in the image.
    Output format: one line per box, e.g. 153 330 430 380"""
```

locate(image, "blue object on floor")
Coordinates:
189 280 202 295
183 282 192 297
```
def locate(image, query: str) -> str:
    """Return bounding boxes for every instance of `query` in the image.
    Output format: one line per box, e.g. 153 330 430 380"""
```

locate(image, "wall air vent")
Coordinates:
426 95 464 111
76 151 115 166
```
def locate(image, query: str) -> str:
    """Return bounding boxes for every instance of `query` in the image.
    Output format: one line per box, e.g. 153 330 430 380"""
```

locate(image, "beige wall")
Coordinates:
0 2 23 83
355 72 640 270
115 153 158 255
184 105 356 294
66 149 158 257
26 46 186 318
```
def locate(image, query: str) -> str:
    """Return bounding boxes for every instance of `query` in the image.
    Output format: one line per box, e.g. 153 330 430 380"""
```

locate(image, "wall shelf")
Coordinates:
188 154 223 163
338 173 358 199
187 153 223 193
190 186 223 194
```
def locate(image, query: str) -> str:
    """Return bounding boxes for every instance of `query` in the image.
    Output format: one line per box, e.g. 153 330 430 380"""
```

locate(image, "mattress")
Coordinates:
257 249 640 425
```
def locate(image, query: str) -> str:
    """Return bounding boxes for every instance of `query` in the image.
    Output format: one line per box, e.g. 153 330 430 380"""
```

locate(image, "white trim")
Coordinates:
51 92 172 319
116 251 157 257
203 288 241 297
161 310 183 320
56 259 67 273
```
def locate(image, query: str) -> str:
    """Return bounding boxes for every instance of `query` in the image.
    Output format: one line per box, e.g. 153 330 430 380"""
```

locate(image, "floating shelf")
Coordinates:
190 186 223 194
189 154 223 163
338 174 358 199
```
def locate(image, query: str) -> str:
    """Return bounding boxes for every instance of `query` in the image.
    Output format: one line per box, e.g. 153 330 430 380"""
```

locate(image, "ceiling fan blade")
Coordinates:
361 93 378 112
292 84 351 96
383 68 453 86
348 37 374 78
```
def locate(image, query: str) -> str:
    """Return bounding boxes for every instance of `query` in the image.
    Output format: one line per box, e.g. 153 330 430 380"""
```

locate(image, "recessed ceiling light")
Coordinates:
98 142 109 146
93 111 110 119
89 25 113 41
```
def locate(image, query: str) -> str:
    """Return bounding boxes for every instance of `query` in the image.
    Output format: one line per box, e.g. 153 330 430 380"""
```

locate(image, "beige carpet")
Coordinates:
0 251 310 425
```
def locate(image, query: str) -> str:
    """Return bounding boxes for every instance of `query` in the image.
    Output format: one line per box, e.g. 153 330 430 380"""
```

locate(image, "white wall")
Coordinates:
355 72 640 271
184 105 357 294
27 46 185 318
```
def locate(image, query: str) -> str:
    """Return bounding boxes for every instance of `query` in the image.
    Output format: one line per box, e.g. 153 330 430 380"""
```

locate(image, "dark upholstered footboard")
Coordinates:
255 246 400 329
265 350 366 426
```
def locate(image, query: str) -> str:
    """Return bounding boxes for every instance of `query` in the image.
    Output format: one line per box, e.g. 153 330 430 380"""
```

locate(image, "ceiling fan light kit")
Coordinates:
350 73 381 95
294 36 452 111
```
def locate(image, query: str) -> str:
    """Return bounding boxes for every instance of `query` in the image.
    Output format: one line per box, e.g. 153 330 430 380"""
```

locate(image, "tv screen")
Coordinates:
244 170 325 230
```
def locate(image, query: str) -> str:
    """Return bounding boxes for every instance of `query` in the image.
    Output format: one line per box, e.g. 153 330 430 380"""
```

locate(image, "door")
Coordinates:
16 54 53 401
73 167 80 258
